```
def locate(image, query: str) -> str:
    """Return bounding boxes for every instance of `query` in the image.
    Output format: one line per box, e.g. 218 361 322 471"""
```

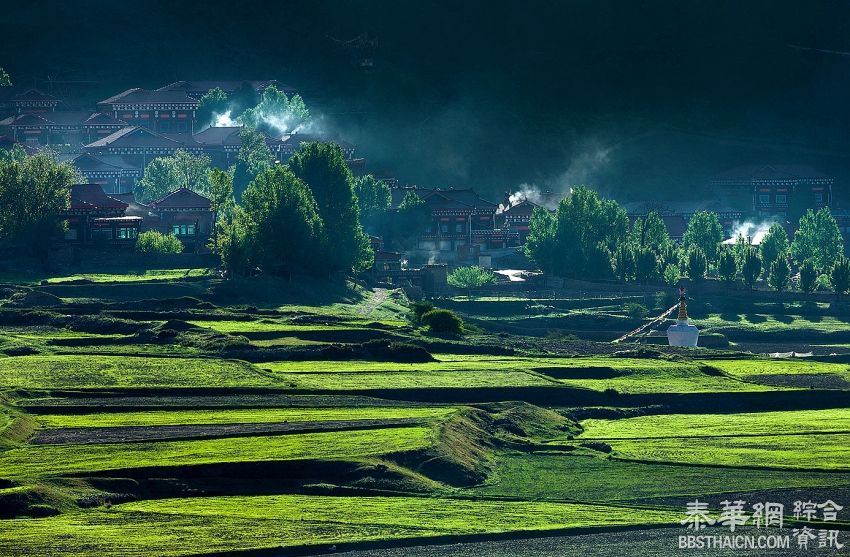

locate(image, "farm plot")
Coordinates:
0 495 680 557
708 359 850 389
469 453 849 503
0 426 433 478
279 370 556 390
0 355 271 389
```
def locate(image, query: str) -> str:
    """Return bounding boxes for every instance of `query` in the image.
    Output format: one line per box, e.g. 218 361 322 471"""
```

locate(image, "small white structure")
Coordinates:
667 287 700 347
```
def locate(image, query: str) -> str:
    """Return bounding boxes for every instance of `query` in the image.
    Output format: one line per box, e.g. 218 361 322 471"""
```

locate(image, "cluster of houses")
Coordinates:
0 81 843 266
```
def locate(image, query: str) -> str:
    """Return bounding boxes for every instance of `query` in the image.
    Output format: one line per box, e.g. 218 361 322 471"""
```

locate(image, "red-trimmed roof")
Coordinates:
150 187 211 209
98 88 198 106
69 184 128 211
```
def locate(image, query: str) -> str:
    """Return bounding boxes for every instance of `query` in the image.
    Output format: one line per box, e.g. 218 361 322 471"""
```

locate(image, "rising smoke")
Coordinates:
725 220 776 245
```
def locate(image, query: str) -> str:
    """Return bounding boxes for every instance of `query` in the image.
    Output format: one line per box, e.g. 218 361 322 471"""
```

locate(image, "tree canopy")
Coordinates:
759 223 789 273
135 150 211 203
196 87 229 130
232 127 274 198
238 85 310 133
0 67 10 87
0 151 77 258
353 174 391 228
682 210 723 262
791 208 844 272
288 142 372 272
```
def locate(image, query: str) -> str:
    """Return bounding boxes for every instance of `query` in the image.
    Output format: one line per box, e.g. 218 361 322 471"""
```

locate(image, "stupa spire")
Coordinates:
677 287 688 321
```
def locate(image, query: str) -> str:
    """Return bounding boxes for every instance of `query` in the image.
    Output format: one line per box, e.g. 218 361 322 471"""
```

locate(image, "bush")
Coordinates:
410 300 434 323
135 230 183 254
420 308 464 335
624 302 649 320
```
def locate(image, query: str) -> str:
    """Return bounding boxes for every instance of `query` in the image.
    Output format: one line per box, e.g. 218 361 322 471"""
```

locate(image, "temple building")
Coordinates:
156 80 294 100
710 164 833 217
97 89 199 134
0 88 61 117
61 184 140 244
147 188 214 252
0 111 126 148
65 153 142 195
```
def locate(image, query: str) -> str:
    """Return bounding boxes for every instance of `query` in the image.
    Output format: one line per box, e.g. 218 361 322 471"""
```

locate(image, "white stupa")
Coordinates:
667 287 699 347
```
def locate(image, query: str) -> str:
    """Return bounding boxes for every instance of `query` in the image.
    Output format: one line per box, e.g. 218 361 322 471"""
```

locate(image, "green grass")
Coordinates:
44 268 214 284
0 427 433 478
35 406 457 429
469 453 850 503
608 433 850 470
0 355 271 389
580 408 850 439
276 370 555 390
709 358 850 381
0 495 680 557
695 313 850 334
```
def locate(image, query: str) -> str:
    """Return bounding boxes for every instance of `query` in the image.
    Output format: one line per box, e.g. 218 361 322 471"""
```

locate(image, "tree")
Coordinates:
0 144 26 163
238 85 310 133
523 206 557 271
353 174 391 228
791 208 844 272
798 259 818 294
630 211 670 253
718 249 737 286
634 247 660 283
663 263 680 286
0 67 10 87
135 230 183 254
613 244 635 282
207 167 234 253
241 165 325 274
392 191 431 250
686 246 707 283
0 151 77 259
196 87 229 130
682 210 724 262
448 266 497 298
217 206 253 278
525 186 628 277
831 256 850 296
759 223 789 275
741 247 762 289
232 127 274 198
420 308 463 335
136 150 211 203
732 234 749 268
767 257 790 293
288 142 372 272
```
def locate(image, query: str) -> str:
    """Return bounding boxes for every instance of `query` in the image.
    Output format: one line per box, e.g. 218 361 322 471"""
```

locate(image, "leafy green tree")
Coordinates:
634 246 660 283
238 85 310 132
232 127 274 198
196 87 229 130
613 244 635 282
741 246 762 289
767 257 790 293
448 266 497 298
586 242 614 280
242 165 325 274
135 230 183 254
718 249 738 286
682 211 724 262
392 191 431 250
798 259 818 294
288 142 372 272
0 67 10 87
759 223 789 275
523 206 557 271
0 152 78 259
630 211 670 253
353 174 391 228
0 145 26 163
217 206 253 278
791 208 844 272
663 263 680 286
686 246 707 283
830 256 850 296
732 234 749 268
136 150 211 203
525 186 628 278
421 308 463 335
207 168 234 253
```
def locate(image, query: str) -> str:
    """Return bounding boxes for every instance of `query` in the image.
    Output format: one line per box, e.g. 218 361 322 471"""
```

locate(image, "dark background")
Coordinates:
3 1 850 201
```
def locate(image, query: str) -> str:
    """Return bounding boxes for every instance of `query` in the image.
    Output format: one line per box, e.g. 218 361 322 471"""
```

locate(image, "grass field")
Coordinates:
0 495 680 557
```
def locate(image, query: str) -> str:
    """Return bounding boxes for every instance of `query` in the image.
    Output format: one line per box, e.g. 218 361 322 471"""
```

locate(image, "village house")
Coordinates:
0 111 126 149
0 88 61 118
624 200 743 241
97 89 199 134
147 188 214 252
710 164 833 217
495 195 543 244
61 184 140 244
65 153 142 195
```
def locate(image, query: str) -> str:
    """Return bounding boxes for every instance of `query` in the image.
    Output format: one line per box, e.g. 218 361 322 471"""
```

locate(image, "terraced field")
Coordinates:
2 271 850 555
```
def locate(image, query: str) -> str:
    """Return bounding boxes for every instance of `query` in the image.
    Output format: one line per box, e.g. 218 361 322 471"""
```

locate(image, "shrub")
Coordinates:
410 300 434 323
663 262 680 286
624 302 649 320
135 230 183 254
420 308 463 335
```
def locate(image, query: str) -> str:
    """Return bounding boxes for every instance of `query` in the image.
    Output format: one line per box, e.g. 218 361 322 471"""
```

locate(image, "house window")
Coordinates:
116 227 137 239
424 225 433 233
91 228 113 241
455 223 464 233
758 194 770 204
440 224 449 233
815 192 824 203
439 240 452 251
775 194 787 204
172 224 196 236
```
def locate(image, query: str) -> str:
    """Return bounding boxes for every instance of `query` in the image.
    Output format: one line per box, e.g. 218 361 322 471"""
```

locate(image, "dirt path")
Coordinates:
357 288 390 317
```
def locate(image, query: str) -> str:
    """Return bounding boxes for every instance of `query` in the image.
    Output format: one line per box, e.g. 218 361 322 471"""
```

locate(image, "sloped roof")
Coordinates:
7 111 91 127
150 187 211 209
84 126 186 149
98 88 198 106
156 80 293 94
192 126 243 146
712 164 833 182
71 154 141 173
13 89 58 102
83 112 128 126
497 199 539 216
389 186 497 212
69 184 128 211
